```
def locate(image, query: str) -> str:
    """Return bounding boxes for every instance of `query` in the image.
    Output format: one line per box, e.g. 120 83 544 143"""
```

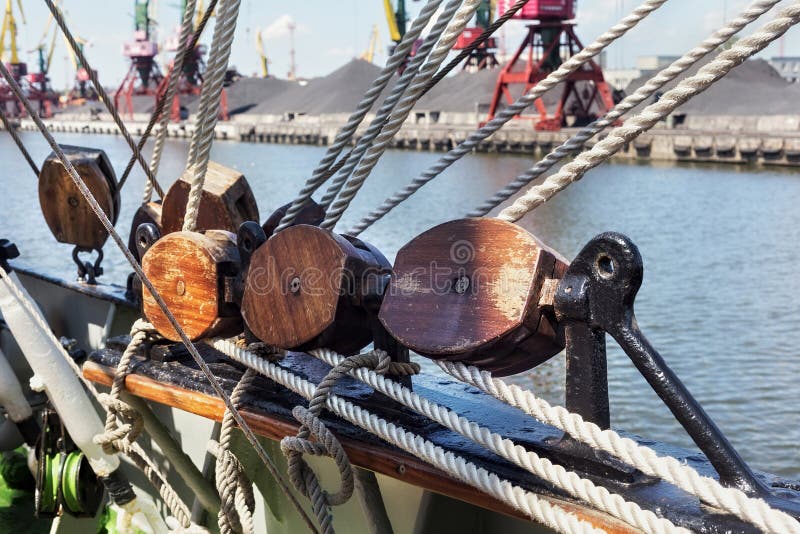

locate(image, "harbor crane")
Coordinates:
256 30 269 77
488 0 616 130
382 0 421 73
453 0 499 71
0 0 27 116
360 25 380 64
114 0 163 119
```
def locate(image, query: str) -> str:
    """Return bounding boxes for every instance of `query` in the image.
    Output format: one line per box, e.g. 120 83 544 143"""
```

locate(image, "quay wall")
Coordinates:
5 113 800 168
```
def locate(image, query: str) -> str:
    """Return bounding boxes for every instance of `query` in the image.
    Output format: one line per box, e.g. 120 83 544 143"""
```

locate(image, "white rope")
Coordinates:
308 348 686 534
497 1 800 223
322 0 483 230
182 0 242 232
438 361 800 534
145 0 198 202
345 0 668 236
313 0 467 218
210 339 604 534
467 0 781 217
274 0 445 231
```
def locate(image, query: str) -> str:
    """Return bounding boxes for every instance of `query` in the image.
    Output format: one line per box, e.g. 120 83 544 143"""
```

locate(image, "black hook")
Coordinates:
72 247 104 285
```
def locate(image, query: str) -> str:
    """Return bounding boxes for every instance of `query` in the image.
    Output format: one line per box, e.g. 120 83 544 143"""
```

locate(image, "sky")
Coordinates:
4 0 798 91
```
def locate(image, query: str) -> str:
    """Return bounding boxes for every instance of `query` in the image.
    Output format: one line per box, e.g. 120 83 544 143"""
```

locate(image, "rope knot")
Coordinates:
93 393 144 454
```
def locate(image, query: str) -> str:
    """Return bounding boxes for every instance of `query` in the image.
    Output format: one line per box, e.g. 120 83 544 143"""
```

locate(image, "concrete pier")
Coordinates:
5 114 800 167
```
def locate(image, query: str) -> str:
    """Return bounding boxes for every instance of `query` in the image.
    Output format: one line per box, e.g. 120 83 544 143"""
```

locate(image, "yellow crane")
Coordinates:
256 30 269 77
360 25 380 64
0 0 25 64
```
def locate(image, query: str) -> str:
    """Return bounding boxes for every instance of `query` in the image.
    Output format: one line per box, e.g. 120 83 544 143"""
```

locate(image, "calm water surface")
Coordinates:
2 131 798 480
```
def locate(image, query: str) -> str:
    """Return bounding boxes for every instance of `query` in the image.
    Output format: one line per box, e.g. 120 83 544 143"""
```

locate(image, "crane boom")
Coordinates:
382 0 402 42
360 25 379 63
256 30 268 77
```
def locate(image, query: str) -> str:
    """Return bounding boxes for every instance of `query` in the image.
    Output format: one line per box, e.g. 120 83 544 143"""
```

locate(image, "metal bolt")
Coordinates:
176 280 186 296
68 196 79 207
289 277 301 294
454 276 470 294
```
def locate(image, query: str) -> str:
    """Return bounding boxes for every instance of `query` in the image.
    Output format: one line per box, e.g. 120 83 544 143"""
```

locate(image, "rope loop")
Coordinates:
94 393 144 454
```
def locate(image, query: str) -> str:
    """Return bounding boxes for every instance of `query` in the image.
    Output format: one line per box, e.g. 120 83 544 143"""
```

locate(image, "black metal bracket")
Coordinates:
554 232 800 517
71 246 104 285
0 239 20 273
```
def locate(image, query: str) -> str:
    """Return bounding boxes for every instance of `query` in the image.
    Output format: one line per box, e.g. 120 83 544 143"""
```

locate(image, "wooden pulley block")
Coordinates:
379 218 568 376
161 161 259 235
138 225 242 342
240 224 391 355
38 146 119 250
127 201 162 263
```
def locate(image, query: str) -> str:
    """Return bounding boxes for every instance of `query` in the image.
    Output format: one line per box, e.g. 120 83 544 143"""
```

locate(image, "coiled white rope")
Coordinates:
308 348 686 534
210 339 604 534
467 0 782 217
317 0 473 222
438 361 800 534
182 0 242 232
345 0 668 236
497 1 800 223
275 0 445 232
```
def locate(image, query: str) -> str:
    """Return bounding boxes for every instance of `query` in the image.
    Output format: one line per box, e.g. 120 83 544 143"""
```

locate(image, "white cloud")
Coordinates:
263 14 310 41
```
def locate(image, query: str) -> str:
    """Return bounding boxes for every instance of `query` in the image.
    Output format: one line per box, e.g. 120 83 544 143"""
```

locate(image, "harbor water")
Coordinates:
2 130 798 481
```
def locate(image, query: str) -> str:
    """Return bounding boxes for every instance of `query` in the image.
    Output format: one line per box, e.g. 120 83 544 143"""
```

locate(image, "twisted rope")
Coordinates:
309 348 685 534
275 0 445 231
182 0 242 232
212 369 257 534
468 0 781 217
281 351 418 534
44 0 164 198
438 361 800 534
497 1 800 223
315 0 458 213
0 108 39 176
322 0 483 229
346 0 668 236
0 35 320 534
211 339 603 534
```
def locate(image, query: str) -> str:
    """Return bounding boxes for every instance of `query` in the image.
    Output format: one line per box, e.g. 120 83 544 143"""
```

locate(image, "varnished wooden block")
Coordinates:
38 146 119 250
160 161 259 235
141 230 241 341
241 225 390 355
379 218 567 376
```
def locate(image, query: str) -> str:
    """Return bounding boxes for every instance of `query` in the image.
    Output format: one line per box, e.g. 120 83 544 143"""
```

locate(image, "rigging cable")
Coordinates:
321 0 484 229
182 0 241 232
0 57 321 534
0 107 39 176
467 0 781 217
275 0 445 232
344 0 669 236
496 1 800 223
314 0 465 214
44 0 164 198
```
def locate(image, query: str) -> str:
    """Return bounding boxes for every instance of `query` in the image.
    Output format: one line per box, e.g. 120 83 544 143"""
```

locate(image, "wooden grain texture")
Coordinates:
82 360 637 533
380 218 567 375
39 147 118 249
142 230 241 341
161 161 259 235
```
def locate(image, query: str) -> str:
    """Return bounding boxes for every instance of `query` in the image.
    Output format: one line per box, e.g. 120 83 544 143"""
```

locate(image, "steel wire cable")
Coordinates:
467 0 781 217
0 59 320 534
345 0 668 236
44 0 164 198
321 0 483 229
275 0 445 232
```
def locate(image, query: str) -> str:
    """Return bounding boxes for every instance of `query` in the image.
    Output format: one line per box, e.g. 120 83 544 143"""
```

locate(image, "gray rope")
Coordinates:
497 1 800 223
274 0 445 232
314 0 461 213
213 369 257 534
281 351 419 534
182 0 242 232
0 108 39 176
346 0 668 236
44 0 164 198
321 0 482 230
118 0 218 201
0 58 320 534
468 0 781 217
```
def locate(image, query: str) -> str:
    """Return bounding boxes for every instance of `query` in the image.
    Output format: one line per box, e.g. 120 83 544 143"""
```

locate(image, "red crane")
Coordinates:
488 0 615 131
114 0 163 119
